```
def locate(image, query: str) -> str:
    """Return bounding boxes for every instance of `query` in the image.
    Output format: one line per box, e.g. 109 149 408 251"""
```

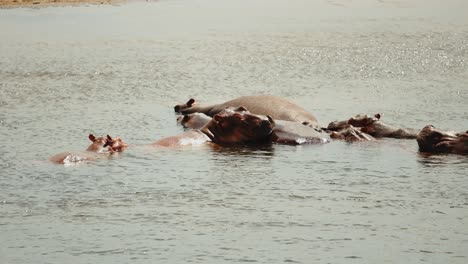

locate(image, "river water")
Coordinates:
1 0 467 263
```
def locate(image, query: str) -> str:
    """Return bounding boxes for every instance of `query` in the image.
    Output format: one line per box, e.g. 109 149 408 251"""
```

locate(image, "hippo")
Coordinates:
178 110 432 144
417 125 467 155
329 126 376 141
177 108 330 145
154 107 275 147
49 134 128 164
174 95 319 127
271 119 329 144
177 112 212 130
326 114 418 139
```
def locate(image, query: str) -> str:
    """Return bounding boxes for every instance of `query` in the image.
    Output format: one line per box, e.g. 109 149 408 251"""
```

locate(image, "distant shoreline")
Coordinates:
0 0 121 8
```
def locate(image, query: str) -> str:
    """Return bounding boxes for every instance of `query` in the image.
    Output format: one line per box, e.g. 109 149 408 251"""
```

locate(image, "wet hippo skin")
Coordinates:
174 95 319 127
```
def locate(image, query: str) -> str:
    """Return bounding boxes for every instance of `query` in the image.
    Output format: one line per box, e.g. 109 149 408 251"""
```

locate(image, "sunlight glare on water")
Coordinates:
1 0 467 263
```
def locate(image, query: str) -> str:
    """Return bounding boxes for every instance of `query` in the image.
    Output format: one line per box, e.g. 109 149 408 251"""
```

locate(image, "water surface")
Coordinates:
1 0 467 263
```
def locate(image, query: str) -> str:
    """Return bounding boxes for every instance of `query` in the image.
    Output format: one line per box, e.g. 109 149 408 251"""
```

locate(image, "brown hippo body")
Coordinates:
417 125 467 155
50 134 128 164
177 111 329 145
154 108 275 147
152 130 211 147
174 95 319 127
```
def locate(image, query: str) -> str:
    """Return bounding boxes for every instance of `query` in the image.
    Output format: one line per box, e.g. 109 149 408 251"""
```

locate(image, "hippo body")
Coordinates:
49 152 95 164
177 113 212 130
361 122 418 139
174 95 319 127
152 130 211 147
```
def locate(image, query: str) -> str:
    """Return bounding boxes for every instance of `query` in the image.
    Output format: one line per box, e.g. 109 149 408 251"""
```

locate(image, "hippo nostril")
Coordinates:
174 105 180 112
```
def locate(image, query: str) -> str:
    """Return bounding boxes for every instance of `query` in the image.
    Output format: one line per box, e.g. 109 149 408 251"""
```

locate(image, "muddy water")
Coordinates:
1 0 467 263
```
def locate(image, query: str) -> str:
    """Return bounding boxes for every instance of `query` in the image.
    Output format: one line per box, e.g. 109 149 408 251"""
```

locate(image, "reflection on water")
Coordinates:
1 0 468 264
209 142 276 156
417 153 468 168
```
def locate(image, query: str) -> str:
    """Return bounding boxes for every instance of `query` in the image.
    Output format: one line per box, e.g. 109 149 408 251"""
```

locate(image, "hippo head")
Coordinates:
103 135 129 153
417 125 468 155
174 98 196 113
177 112 211 130
201 107 275 145
347 113 381 127
329 127 375 142
87 134 128 153
327 114 381 131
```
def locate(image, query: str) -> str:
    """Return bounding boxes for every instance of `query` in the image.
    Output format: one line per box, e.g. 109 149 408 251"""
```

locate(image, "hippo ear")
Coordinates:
374 113 381 120
236 106 248 112
107 135 113 141
89 134 96 142
267 115 275 124
187 99 195 107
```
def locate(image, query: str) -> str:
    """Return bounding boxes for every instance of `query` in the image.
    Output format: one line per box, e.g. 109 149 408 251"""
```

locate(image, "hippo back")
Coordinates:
272 120 329 145
211 95 319 126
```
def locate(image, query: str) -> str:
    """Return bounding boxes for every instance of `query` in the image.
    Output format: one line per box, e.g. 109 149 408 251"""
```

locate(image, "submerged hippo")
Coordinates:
327 114 418 139
49 134 128 164
155 107 275 147
174 95 319 127
417 125 467 155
